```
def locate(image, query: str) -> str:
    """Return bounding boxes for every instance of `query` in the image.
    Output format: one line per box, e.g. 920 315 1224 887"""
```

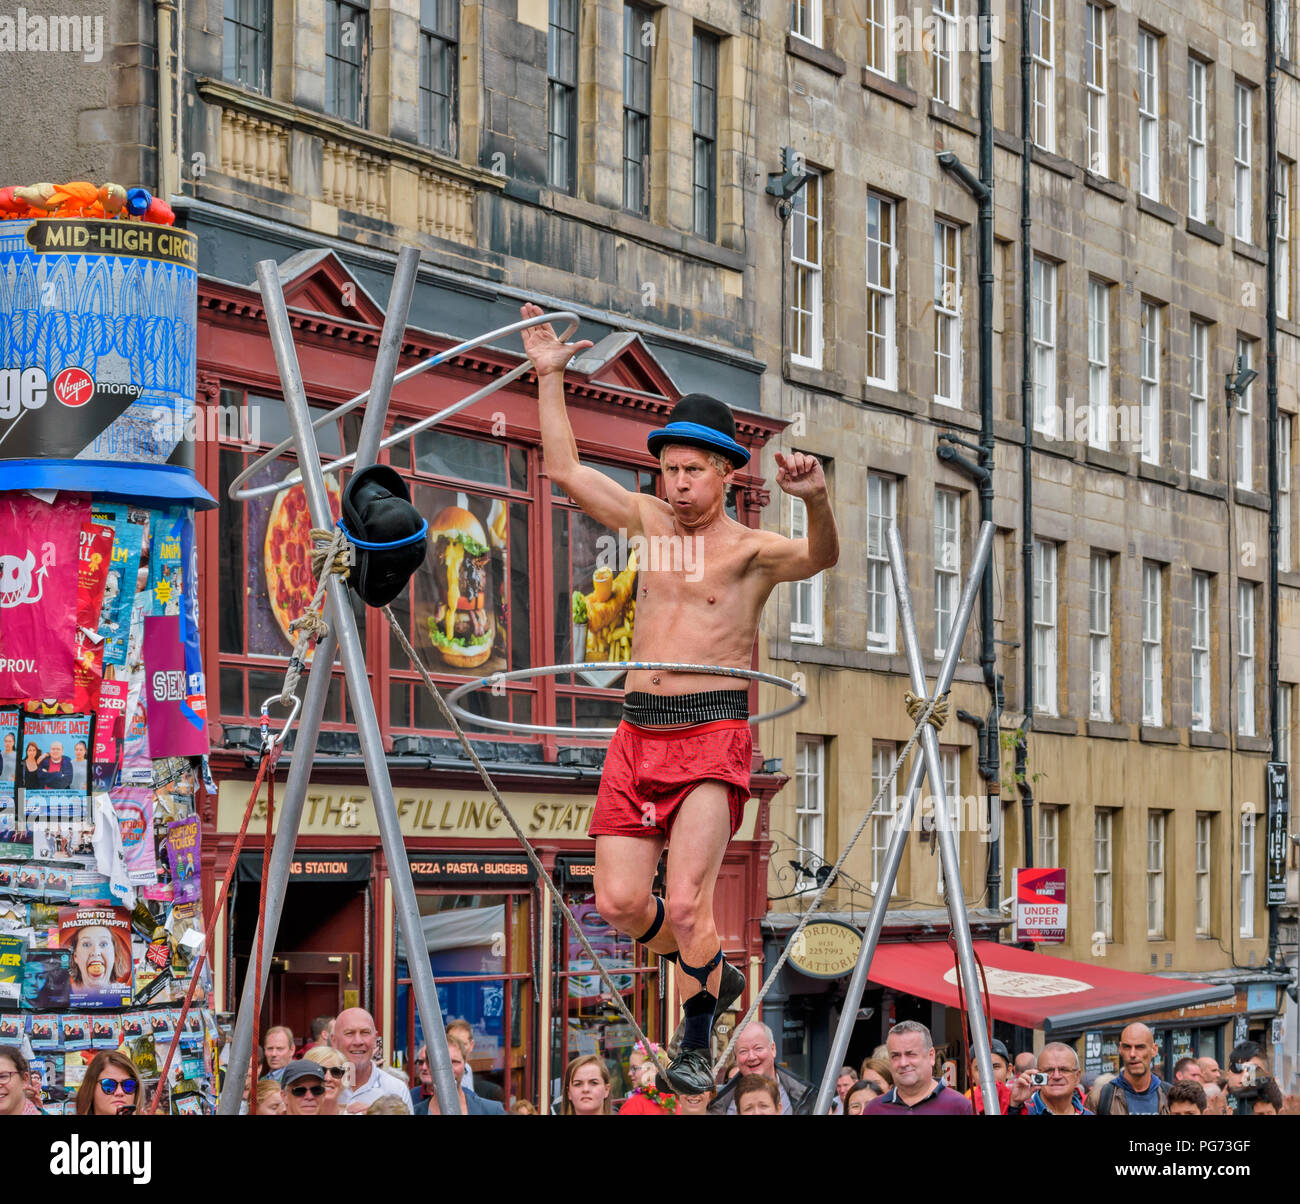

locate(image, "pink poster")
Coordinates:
93 680 129 764
0 494 89 701
142 615 207 757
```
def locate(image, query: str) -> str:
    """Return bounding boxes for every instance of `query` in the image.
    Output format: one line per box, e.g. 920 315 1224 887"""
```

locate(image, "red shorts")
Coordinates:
590 719 753 840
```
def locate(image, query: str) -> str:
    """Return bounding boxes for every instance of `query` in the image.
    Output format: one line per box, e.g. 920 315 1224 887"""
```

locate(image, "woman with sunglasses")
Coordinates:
303 1045 350 1115
281 1061 328 1115
75 1050 141 1116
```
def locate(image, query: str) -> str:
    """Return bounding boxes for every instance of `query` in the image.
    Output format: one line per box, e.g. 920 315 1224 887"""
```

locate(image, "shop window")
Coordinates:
215 388 363 729
551 877 663 1105
395 890 533 1104
552 463 659 727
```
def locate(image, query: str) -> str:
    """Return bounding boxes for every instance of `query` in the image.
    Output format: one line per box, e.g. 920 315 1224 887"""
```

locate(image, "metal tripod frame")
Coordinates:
812 520 1001 1115
216 248 462 1116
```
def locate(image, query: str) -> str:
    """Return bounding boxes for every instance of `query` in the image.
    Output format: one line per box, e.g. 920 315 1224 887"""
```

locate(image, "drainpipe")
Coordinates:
155 1 178 202
936 0 1001 899
1266 0 1283 973
1017 0 1035 886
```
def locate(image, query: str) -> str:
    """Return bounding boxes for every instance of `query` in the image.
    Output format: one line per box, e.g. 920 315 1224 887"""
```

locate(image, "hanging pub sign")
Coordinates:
0 216 211 507
1266 762 1290 907
1014 867 1067 943
787 920 863 980
407 852 536 886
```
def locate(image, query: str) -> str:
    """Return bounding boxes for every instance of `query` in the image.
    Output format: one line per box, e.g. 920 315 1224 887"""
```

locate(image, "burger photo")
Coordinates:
427 506 496 669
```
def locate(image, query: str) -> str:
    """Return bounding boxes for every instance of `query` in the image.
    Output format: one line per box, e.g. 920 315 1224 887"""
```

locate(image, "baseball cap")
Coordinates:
281 1059 326 1087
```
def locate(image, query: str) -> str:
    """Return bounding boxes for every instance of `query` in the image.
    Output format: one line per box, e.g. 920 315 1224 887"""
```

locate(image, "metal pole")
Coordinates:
216 629 336 1115
217 248 424 1114
249 256 460 1116
890 521 1000 1113
813 521 995 1114
1265 0 1283 973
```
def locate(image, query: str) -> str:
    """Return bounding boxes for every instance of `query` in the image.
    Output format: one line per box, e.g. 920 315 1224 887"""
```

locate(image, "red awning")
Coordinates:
866 941 1235 1035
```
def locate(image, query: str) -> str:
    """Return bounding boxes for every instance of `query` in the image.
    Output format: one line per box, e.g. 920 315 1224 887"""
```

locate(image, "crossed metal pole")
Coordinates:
217 247 462 1116
813 520 1000 1115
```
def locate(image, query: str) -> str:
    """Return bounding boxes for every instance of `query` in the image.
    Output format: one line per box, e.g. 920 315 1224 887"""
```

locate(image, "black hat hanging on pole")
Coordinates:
338 465 428 607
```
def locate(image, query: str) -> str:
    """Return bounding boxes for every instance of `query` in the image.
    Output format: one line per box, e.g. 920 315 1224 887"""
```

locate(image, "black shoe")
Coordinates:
662 1047 715 1096
666 958 746 1058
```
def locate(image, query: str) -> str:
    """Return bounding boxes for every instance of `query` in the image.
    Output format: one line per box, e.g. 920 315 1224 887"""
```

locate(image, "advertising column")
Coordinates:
0 199 219 1114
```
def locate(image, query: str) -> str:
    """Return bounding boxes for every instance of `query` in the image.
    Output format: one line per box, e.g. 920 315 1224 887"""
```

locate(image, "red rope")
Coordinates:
247 766 275 1115
948 931 996 1113
147 749 277 1114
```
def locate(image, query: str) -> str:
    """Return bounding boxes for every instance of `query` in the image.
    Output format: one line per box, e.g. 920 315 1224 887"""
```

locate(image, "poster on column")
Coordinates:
73 516 114 712
142 615 207 756
58 904 133 1008
0 493 88 702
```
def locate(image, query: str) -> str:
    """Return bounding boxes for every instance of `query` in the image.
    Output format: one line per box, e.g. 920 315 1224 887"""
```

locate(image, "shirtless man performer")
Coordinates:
521 304 839 1094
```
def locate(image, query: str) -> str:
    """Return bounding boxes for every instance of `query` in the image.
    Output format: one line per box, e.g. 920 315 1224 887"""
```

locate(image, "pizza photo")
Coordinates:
263 473 343 653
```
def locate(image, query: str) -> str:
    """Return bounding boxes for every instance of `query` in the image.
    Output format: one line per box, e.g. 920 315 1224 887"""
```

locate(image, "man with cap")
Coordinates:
280 1060 327 1116
520 304 840 1095
965 1037 1012 1113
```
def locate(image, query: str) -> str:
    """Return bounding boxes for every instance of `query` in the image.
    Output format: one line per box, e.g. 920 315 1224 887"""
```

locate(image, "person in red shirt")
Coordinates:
619 1042 677 1114
966 1037 1013 1115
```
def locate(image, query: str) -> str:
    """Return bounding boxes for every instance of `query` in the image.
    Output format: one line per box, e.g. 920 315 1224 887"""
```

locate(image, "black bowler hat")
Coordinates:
646 393 750 468
339 465 428 608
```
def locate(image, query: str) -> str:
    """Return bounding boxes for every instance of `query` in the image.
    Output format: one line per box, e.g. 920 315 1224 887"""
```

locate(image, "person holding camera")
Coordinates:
1004 1043 1092 1115
1224 1041 1280 1115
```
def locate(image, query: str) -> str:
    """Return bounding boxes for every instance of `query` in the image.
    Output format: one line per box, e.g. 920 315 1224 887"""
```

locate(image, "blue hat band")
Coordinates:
648 421 749 465
337 516 429 550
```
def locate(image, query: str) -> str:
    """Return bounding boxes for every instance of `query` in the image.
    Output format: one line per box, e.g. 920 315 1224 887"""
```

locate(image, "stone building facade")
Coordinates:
752 0 1298 1077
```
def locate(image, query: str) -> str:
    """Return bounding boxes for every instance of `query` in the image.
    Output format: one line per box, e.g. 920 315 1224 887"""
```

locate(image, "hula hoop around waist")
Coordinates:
443 661 807 738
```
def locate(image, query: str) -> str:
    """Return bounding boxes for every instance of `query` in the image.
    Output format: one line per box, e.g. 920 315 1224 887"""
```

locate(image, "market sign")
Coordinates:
216 780 594 840
554 855 596 888
1014 867 1067 943
1266 762 1290 906
236 853 371 884
788 920 863 980
407 852 536 886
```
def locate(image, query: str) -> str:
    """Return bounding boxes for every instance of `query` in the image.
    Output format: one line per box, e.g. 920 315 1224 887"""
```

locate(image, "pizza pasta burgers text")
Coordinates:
427 505 495 669
338 465 429 609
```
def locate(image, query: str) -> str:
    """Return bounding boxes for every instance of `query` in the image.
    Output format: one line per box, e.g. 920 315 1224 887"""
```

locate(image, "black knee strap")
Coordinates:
678 947 723 991
637 895 666 945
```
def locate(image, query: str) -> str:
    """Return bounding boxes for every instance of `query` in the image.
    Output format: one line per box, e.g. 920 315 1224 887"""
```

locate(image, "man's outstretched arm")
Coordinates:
755 451 840 582
521 303 644 533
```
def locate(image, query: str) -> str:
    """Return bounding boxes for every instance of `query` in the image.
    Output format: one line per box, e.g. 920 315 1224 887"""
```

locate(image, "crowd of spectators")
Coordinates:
3 1009 1294 1117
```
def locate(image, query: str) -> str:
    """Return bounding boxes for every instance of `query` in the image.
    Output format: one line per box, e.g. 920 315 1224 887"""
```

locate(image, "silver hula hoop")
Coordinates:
227 310 580 502
444 661 807 739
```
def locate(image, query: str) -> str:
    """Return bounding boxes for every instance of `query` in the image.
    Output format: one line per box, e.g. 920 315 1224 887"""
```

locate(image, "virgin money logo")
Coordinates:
52 366 94 407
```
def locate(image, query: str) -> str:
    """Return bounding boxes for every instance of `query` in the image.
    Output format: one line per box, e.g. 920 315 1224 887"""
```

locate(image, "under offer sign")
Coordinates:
1014 867 1067 944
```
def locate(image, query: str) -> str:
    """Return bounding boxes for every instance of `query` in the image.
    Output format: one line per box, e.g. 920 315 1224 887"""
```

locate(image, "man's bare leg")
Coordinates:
657 781 744 1092
663 781 732 1001
593 833 676 956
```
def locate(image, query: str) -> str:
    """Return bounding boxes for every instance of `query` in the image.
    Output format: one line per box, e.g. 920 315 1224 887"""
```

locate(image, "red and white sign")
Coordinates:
53 367 94 407
1014 867 1067 944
